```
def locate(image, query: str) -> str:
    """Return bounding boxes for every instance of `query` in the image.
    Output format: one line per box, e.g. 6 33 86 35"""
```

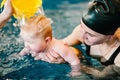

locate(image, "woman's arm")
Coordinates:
0 0 13 29
81 64 120 79
62 25 83 46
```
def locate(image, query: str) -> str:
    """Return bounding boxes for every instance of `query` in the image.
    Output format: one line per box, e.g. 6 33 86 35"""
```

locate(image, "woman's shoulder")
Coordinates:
90 45 102 57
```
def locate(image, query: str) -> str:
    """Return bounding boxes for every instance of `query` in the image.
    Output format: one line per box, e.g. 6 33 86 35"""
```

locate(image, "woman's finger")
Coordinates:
57 58 65 63
49 49 61 58
44 53 53 63
46 51 58 62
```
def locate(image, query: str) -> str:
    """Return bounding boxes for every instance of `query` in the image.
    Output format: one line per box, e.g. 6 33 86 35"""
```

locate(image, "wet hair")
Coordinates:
82 0 120 35
112 0 120 12
115 28 120 41
21 15 52 39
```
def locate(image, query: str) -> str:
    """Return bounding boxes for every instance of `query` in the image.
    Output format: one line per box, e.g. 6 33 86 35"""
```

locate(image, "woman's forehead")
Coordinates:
80 20 105 36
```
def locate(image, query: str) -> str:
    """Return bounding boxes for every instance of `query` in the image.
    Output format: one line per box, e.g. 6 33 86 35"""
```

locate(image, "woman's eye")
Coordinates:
87 33 94 37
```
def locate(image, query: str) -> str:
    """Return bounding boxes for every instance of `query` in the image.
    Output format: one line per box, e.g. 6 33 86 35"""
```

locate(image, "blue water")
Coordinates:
0 0 102 80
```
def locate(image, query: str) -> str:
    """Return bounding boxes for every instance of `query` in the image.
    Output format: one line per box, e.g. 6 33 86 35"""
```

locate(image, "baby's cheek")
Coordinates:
34 47 41 53
30 46 37 51
33 47 39 52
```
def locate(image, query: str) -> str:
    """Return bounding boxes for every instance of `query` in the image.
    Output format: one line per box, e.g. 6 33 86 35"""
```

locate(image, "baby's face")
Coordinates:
20 30 47 53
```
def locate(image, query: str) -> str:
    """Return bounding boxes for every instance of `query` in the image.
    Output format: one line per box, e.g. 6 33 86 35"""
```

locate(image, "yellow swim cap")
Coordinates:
1 0 42 19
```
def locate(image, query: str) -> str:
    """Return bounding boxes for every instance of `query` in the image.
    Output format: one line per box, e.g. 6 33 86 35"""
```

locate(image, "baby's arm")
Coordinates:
19 48 29 56
68 49 81 76
55 44 81 76
70 63 81 76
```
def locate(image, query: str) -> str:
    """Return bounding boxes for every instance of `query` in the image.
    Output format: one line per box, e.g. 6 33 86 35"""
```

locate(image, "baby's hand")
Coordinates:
19 48 29 56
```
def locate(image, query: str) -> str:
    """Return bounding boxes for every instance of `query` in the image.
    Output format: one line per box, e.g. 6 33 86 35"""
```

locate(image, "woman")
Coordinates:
33 0 120 79
62 1 120 79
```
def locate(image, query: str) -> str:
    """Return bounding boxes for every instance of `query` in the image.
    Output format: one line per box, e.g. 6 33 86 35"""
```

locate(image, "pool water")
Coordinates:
0 0 104 80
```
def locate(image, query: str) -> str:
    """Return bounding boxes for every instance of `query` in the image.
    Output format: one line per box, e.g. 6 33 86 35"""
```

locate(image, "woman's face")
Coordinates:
80 20 110 45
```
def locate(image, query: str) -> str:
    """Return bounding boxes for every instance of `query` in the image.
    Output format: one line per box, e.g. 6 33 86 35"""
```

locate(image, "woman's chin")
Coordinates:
84 41 93 46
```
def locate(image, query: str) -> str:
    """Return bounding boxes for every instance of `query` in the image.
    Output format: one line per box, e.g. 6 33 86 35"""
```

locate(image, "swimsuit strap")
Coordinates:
109 46 120 63
86 45 90 55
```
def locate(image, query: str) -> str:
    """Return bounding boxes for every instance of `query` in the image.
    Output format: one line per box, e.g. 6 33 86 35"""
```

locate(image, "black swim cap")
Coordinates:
82 0 120 35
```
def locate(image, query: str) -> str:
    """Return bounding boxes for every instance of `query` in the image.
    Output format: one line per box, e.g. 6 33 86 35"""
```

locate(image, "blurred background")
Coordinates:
43 0 89 39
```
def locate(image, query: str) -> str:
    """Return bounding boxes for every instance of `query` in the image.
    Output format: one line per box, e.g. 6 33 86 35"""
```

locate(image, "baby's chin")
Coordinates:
84 40 91 45
34 50 44 53
33 48 46 53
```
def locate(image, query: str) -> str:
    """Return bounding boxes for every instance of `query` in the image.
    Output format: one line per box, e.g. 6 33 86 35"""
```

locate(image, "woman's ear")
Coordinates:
107 35 117 44
45 37 52 44
107 35 114 41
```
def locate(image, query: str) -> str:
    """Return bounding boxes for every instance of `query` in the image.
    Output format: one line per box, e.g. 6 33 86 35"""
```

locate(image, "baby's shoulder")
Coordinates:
54 39 67 47
54 39 70 51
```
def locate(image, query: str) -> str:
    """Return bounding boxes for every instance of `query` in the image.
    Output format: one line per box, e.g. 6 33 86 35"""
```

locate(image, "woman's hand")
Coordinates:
0 0 13 28
32 49 65 64
2 0 13 18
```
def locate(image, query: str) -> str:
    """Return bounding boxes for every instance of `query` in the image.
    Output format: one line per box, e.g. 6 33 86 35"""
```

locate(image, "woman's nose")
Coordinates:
83 32 88 40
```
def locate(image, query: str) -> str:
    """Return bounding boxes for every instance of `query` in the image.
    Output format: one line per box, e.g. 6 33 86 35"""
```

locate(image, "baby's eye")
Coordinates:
28 41 35 44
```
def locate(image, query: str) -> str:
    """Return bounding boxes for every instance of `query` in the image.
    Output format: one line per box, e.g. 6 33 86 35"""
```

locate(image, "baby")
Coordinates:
19 15 81 76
